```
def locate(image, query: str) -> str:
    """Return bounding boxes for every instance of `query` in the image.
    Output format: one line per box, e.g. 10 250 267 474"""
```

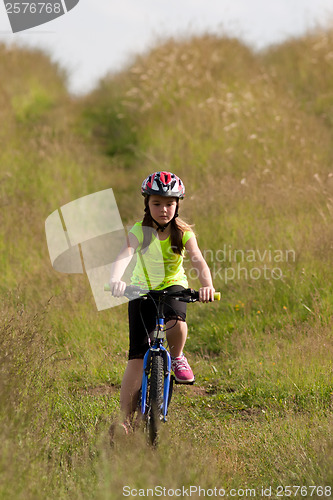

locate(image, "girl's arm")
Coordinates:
185 235 215 302
109 232 139 297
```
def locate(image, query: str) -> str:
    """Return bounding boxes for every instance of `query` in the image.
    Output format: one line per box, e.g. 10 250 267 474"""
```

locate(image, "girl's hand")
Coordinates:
199 286 215 303
109 279 127 297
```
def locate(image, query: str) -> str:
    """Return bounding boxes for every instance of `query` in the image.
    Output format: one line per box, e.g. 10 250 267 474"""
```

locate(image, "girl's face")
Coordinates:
148 195 177 226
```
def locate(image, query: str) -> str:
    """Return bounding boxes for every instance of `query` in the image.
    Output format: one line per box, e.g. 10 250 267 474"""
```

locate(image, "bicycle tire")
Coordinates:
147 354 164 446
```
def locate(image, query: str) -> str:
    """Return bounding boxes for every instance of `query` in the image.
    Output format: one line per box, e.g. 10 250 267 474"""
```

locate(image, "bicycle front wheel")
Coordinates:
147 354 164 446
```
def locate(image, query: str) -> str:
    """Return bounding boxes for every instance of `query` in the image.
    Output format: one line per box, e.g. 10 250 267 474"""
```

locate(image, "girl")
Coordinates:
109 171 215 429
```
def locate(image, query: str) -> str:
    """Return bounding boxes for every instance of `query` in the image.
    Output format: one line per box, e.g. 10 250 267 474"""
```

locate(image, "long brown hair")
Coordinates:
141 196 193 254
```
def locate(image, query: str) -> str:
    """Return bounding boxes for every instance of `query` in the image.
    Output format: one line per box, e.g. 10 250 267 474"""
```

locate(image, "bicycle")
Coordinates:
104 284 221 446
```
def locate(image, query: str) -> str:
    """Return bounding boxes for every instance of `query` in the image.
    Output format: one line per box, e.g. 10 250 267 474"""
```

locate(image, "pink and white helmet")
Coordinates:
141 171 185 198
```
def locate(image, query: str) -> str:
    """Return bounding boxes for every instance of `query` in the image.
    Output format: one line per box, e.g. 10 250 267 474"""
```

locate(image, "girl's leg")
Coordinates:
166 320 194 383
120 358 143 423
166 319 188 358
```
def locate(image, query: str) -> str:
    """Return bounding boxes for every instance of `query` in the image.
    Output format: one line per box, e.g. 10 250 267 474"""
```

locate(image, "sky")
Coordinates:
1 0 333 95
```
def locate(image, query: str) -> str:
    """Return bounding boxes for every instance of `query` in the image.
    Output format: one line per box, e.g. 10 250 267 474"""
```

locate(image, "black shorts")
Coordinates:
128 285 187 360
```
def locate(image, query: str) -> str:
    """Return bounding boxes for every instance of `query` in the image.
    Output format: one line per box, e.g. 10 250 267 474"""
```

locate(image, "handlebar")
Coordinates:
104 284 221 302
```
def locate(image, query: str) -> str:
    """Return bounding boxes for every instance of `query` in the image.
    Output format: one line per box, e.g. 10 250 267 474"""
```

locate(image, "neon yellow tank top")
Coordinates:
129 222 194 290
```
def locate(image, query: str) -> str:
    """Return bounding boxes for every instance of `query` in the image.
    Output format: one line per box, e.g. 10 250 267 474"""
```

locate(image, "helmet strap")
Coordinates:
151 217 171 232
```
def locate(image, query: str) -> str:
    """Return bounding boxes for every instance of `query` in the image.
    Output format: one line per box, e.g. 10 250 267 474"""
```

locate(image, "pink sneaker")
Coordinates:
171 354 194 383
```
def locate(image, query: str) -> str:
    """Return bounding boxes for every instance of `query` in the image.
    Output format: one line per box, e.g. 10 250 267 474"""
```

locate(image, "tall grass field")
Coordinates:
0 28 332 499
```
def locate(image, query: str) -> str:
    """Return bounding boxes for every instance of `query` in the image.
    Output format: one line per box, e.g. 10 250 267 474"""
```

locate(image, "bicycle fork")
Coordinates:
141 318 172 422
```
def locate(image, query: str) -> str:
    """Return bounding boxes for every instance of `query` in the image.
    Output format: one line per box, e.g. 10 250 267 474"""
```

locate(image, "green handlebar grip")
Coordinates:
104 284 111 292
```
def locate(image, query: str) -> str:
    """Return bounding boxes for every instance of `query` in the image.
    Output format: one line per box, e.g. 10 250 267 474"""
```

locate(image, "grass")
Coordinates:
1 29 333 498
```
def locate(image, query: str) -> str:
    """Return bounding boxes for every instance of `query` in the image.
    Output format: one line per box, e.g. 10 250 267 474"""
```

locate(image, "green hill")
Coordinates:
1 31 332 499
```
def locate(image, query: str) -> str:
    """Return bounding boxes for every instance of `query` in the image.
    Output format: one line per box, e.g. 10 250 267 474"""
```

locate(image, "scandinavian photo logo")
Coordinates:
45 189 166 312
4 0 80 33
